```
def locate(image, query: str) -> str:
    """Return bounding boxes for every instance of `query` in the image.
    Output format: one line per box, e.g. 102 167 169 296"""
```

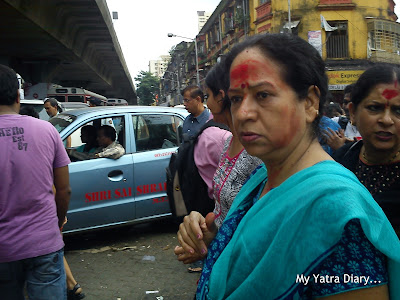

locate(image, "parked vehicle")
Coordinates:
47 87 107 104
49 106 189 234
106 98 128 106
59 102 89 112
20 99 48 120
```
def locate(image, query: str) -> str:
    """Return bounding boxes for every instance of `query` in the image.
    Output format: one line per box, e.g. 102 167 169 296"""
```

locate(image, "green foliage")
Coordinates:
134 71 160 106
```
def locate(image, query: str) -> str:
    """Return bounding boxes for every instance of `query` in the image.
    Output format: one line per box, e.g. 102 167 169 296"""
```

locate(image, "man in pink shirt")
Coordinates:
0 65 71 299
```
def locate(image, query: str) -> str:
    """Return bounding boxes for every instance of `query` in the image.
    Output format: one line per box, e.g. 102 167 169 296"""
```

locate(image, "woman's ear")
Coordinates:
215 90 226 105
305 85 320 123
348 102 356 126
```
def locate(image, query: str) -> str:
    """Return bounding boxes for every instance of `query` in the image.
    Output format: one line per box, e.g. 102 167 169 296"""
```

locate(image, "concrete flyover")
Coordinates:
0 0 137 104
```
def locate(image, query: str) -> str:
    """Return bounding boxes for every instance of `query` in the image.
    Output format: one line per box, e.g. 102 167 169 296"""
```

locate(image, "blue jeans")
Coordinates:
0 248 66 300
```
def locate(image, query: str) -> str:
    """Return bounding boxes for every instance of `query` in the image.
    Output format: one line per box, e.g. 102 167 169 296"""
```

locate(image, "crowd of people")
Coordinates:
1 31 400 299
175 33 400 299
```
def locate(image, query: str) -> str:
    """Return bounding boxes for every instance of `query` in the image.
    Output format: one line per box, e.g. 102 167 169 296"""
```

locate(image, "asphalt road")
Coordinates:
64 219 200 300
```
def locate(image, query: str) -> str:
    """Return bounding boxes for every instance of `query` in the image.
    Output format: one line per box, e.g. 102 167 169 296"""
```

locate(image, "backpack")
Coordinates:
166 120 229 218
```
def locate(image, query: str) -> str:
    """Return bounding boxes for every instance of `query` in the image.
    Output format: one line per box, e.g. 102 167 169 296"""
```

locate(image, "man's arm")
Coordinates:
53 165 71 228
96 144 125 159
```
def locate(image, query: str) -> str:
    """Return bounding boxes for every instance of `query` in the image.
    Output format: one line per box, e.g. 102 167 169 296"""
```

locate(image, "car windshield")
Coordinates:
49 114 77 133
20 103 49 121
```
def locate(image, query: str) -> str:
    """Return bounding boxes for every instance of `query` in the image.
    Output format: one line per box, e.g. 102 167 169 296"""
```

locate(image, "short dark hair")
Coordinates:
343 83 354 96
325 102 343 118
0 64 19 106
81 125 97 136
205 63 231 112
181 85 204 102
223 33 328 137
351 64 400 109
99 125 116 142
44 97 62 112
20 105 39 118
89 97 102 106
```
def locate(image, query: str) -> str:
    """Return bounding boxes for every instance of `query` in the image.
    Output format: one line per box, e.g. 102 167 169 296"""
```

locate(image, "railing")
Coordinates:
326 35 348 58
367 19 400 63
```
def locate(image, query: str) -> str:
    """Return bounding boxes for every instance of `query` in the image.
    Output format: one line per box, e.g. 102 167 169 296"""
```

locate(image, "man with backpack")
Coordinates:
167 87 231 272
181 86 210 139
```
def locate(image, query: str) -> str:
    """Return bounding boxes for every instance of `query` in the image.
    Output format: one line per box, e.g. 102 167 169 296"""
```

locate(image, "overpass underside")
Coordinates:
0 0 137 104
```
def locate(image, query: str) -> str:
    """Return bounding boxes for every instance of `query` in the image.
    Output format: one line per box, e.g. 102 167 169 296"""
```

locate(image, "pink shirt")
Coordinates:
0 114 70 262
194 126 231 198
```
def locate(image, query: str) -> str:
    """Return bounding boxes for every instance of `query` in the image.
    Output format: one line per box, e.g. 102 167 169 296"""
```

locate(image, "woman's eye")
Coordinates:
366 105 382 112
230 95 242 103
256 91 270 100
392 107 400 116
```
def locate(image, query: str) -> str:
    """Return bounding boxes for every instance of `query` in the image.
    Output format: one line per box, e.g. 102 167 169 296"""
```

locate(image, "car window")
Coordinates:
49 114 77 133
68 95 84 102
67 116 125 157
132 114 183 152
51 95 66 102
20 103 49 121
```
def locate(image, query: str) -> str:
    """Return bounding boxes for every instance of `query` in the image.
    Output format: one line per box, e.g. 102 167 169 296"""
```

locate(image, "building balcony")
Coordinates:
254 1 272 25
367 19 400 64
317 0 355 10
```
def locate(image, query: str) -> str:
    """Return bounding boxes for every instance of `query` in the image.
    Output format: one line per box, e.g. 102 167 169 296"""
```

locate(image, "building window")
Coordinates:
326 21 348 59
259 0 268 4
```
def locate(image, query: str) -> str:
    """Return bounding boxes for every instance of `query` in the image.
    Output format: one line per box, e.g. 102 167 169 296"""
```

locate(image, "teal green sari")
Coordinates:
197 161 400 299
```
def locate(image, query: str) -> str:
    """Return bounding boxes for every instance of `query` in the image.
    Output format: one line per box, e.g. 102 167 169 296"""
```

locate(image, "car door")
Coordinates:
131 113 184 220
62 113 135 233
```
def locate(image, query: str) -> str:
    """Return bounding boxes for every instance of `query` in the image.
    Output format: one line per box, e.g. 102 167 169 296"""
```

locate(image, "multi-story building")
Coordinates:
167 0 399 104
251 0 399 102
161 42 190 106
198 11 212 32
149 55 171 78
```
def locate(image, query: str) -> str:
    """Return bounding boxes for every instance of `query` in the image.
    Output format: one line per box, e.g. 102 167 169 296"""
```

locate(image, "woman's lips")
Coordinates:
375 131 393 141
240 132 261 142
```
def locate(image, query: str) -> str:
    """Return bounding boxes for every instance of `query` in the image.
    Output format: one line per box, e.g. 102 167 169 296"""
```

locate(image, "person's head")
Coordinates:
80 125 97 144
349 64 400 158
224 33 328 162
181 85 205 117
19 106 39 118
89 97 102 107
342 83 354 117
0 64 19 108
325 102 343 118
97 125 116 147
204 63 231 124
44 98 61 117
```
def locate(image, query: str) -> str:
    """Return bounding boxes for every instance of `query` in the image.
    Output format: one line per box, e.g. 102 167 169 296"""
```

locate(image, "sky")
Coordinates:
106 0 221 85
106 0 400 86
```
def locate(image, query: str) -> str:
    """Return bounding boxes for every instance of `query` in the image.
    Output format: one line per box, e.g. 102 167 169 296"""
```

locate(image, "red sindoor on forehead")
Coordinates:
382 89 399 100
231 64 249 84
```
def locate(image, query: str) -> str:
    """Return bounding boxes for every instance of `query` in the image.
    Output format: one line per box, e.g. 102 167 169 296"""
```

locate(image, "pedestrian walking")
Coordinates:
0 64 71 299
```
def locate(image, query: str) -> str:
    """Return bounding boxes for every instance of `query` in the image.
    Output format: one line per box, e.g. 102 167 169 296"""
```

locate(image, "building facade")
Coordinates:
163 0 399 106
149 55 171 78
198 11 212 32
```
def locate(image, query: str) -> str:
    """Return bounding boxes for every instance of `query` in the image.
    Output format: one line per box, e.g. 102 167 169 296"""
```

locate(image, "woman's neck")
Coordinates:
263 140 331 191
362 145 400 164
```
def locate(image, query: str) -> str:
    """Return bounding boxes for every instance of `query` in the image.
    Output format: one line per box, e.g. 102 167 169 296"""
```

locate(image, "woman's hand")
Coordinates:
175 212 218 263
324 128 347 151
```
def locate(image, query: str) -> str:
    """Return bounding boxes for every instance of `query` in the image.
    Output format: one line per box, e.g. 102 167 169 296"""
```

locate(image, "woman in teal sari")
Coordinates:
177 34 400 299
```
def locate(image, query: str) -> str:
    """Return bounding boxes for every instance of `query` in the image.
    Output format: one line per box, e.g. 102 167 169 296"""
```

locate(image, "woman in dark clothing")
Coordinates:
334 63 400 237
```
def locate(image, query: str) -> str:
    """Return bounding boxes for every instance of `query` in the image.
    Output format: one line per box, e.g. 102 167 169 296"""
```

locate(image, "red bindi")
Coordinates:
382 89 399 100
241 83 246 89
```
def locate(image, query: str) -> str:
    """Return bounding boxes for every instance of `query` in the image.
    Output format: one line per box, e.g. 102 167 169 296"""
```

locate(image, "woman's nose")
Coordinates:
379 109 395 126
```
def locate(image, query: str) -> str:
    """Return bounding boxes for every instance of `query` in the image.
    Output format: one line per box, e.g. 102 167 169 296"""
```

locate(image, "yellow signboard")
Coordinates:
327 70 364 90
